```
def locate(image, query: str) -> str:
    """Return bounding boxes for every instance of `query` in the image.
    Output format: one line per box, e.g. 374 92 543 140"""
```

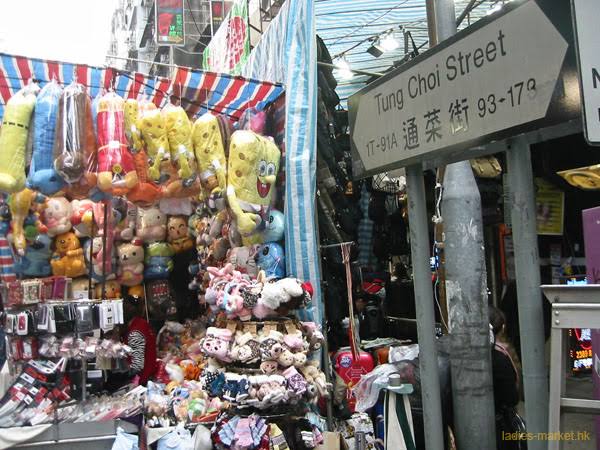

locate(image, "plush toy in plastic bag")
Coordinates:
0 201 17 282
84 237 117 282
70 199 94 237
53 82 93 185
125 99 162 206
27 81 66 195
96 91 138 195
167 215 194 253
136 206 167 243
164 103 196 183
256 242 285 278
227 130 280 241
139 107 170 183
51 231 86 278
238 107 267 135
0 84 38 193
61 86 99 201
192 113 227 198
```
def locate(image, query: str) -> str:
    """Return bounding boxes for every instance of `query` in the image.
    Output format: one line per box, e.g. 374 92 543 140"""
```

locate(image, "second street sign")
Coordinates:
348 0 577 178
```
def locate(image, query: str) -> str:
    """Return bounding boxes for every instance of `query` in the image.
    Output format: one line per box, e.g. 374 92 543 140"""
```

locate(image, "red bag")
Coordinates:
334 349 375 412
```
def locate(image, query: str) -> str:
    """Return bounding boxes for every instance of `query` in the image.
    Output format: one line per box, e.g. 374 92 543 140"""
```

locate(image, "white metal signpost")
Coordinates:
349 0 569 177
572 0 600 145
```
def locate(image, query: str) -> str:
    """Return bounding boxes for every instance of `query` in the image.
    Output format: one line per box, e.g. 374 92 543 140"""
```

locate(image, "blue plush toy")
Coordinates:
262 209 284 243
256 242 285 278
27 81 66 195
144 242 174 280
17 233 52 277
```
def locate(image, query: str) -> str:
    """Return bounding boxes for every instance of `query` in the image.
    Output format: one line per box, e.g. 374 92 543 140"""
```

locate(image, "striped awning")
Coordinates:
316 0 500 106
0 53 284 121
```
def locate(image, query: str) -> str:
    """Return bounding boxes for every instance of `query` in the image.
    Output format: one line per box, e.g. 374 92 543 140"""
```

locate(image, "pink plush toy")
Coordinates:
70 199 94 237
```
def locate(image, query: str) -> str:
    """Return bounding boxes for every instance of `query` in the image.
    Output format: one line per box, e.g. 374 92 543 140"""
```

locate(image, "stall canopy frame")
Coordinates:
0 52 284 122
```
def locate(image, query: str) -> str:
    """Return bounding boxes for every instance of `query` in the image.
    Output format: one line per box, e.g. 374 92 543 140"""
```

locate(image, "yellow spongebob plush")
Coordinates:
139 107 170 182
227 130 280 240
164 104 195 181
124 98 144 152
192 113 227 197
0 86 38 193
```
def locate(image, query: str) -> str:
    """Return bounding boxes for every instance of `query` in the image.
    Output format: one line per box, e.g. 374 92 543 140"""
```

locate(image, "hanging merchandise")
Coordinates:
227 130 280 243
50 231 86 278
27 81 66 195
0 200 17 283
139 105 170 184
96 92 139 195
42 196 72 237
163 103 196 184
192 113 228 202
8 188 45 257
0 83 38 194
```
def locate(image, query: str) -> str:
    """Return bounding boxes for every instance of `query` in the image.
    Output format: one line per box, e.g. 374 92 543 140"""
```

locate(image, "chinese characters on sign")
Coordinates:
156 0 185 45
348 1 568 178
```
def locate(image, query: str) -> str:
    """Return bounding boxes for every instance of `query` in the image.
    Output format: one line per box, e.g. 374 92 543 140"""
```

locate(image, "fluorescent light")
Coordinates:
335 57 353 80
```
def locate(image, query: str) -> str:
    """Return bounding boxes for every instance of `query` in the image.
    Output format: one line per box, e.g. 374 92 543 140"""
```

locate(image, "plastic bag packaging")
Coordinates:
192 424 212 450
388 344 419 363
125 99 162 206
0 83 39 194
139 105 170 183
352 363 400 412
27 80 66 195
157 427 193 450
238 107 267 135
111 427 139 450
96 91 139 195
163 103 196 183
192 113 227 198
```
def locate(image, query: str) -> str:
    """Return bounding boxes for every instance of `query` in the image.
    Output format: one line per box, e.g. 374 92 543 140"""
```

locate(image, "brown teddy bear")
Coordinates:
51 231 86 278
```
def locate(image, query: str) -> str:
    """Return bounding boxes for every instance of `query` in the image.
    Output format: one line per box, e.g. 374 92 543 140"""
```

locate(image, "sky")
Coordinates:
0 0 119 66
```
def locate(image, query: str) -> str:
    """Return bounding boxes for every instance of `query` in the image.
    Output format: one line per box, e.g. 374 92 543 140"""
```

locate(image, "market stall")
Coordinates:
0 46 333 449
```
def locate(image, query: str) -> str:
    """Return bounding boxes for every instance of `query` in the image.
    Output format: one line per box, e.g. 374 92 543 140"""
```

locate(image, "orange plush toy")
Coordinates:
96 92 138 195
50 231 86 277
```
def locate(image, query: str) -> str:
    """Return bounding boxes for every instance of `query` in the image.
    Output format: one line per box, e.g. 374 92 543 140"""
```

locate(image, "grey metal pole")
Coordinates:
443 161 497 450
506 136 549 449
426 0 496 447
405 164 445 450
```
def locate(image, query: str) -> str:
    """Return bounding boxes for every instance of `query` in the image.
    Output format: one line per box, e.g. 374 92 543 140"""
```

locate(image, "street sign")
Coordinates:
349 0 573 178
156 0 185 46
571 0 600 145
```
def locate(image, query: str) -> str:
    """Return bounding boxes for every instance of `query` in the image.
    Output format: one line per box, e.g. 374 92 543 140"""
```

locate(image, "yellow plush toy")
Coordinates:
50 231 86 278
124 98 144 152
227 130 280 241
0 86 38 193
139 107 170 182
192 113 227 197
164 104 195 182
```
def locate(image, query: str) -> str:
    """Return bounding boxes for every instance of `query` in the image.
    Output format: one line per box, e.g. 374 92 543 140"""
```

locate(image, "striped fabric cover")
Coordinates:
0 53 284 122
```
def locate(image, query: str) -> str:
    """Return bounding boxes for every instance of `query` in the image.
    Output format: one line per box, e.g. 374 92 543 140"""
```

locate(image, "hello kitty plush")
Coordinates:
70 199 94 237
117 238 144 286
43 197 72 237
136 206 167 243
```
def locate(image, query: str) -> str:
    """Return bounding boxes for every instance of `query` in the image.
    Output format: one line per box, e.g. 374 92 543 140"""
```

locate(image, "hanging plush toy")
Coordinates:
256 242 285 278
18 232 52 278
192 113 227 199
0 84 38 193
9 188 45 256
136 206 167 243
167 215 194 253
262 209 284 243
96 91 138 195
61 86 99 201
164 103 196 183
117 238 144 286
139 107 170 183
84 237 117 283
27 81 65 195
70 199 94 237
50 231 86 278
125 99 162 206
227 130 281 242
0 201 17 283
42 197 72 238
91 200 116 274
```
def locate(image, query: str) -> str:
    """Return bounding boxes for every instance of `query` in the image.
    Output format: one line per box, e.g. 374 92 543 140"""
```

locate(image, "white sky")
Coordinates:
0 0 119 65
